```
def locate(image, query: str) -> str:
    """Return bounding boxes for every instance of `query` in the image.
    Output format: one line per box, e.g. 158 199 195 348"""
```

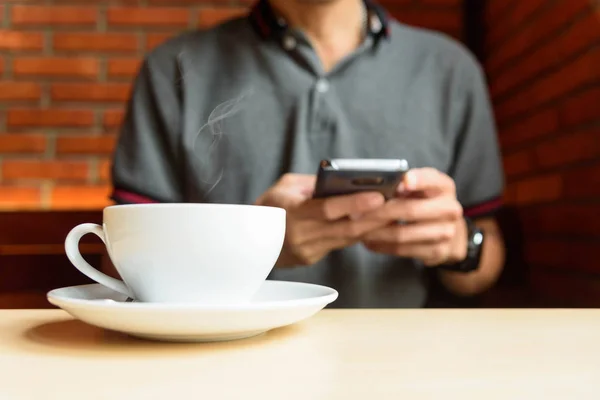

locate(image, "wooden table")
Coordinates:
1 309 599 399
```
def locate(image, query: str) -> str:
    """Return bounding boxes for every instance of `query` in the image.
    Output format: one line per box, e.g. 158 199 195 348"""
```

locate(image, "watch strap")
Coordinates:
439 217 483 273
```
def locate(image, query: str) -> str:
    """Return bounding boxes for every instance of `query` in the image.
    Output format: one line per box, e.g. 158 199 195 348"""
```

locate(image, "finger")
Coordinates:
257 174 318 208
362 221 457 244
285 219 323 247
363 241 451 266
296 192 385 221
276 173 317 199
291 217 390 246
256 186 305 209
366 197 463 222
296 236 359 265
278 173 317 190
319 217 391 241
400 168 456 195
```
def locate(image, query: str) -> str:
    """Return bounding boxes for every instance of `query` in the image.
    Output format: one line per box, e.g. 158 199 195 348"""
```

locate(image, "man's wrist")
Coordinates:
439 217 483 273
446 217 469 264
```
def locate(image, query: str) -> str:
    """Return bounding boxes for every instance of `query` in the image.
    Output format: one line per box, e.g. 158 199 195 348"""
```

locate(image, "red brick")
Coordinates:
0 134 47 154
107 8 189 27
494 48 600 121
51 83 131 102
529 48 600 104
526 240 600 275
50 185 112 210
7 109 95 128
502 183 518 204
513 174 562 205
487 1 589 75
52 0 145 3
103 110 125 130
564 163 600 199
391 9 462 33
0 31 44 51
498 108 559 150
56 135 117 155
2 160 89 181
485 0 511 23
145 33 176 50
0 82 42 101
559 86 600 128
53 33 139 53
152 0 246 2
13 57 99 79
419 0 461 5
534 126 600 168
491 11 600 97
520 204 600 237
107 58 141 79
0 187 41 210
198 7 248 28
487 0 547 47
530 267 600 307
502 150 534 178
98 159 112 182
11 6 97 27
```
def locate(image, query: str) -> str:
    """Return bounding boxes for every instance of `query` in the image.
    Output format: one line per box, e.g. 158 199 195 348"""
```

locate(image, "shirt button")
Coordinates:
316 79 329 93
282 35 297 50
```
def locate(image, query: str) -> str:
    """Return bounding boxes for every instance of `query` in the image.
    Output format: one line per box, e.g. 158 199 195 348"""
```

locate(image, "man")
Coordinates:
109 0 506 308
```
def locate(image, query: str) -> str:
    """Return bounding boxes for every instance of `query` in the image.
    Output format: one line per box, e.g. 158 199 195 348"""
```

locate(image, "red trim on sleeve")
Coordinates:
111 189 158 204
464 197 503 218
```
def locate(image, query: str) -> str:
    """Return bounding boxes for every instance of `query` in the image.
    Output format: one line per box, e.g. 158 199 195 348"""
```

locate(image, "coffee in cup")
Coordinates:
64 203 286 304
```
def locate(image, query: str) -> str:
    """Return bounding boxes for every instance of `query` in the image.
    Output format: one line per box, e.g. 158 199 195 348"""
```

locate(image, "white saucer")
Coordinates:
47 280 338 342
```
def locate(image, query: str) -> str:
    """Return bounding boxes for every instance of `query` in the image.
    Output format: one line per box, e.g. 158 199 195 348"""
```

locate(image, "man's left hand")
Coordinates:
360 168 468 267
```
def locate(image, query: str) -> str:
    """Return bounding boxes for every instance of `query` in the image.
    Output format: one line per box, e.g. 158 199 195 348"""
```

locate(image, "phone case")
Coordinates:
313 158 409 200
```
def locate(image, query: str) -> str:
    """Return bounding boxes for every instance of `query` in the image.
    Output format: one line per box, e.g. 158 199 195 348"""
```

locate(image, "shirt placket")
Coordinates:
275 10 384 136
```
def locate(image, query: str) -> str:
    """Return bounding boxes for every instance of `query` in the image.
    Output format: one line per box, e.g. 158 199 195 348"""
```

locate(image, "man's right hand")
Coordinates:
255 173 387 268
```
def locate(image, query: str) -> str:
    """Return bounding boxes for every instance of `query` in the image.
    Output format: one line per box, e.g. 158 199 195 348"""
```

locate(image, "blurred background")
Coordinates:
0 0 598 308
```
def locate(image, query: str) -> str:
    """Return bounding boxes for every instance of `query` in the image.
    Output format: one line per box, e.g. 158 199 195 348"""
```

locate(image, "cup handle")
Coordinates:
64 223 132 298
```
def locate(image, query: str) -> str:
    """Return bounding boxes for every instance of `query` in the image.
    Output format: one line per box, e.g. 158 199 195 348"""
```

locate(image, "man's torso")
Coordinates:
129 13 482 308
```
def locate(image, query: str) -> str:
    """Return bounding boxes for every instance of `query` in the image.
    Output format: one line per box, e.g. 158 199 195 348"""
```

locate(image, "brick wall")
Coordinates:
0 0 464 210
484 0 600 306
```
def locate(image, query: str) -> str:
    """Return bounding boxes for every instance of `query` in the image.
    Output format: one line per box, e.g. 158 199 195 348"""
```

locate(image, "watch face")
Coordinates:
473 231 484 246
439 222 483 273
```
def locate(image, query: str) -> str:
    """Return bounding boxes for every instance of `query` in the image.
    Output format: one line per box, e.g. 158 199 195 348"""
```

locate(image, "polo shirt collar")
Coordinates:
249 0 391 42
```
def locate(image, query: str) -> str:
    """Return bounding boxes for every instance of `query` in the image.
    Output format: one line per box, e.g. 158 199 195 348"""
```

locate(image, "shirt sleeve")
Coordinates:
110 55 184 204
448 56 505 219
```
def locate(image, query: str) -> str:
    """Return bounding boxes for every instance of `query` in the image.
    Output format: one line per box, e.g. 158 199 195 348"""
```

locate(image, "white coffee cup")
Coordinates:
64 203 286 304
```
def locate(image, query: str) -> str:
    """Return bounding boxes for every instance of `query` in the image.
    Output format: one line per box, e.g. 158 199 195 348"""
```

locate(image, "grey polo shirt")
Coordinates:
110 0 504 308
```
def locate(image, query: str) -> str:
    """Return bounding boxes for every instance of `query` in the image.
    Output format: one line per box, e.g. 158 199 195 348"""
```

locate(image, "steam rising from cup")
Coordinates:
192 91 252 198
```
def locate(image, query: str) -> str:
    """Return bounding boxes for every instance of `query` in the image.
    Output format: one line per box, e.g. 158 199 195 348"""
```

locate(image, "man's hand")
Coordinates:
361 168 467 266
255 173 388 267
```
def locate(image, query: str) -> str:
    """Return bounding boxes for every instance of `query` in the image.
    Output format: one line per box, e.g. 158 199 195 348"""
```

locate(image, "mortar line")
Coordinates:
89 157 99 184
490 6 594 81
98 1 107 33
4 3 10 29
41 180 52 210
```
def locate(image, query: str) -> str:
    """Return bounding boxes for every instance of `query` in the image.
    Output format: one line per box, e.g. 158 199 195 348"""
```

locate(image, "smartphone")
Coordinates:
313 158 410 200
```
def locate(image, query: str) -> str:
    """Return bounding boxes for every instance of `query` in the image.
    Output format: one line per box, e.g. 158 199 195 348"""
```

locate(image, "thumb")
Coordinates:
398 168 455 195
256 173 316 208
255 184 308 209
274 173 316 201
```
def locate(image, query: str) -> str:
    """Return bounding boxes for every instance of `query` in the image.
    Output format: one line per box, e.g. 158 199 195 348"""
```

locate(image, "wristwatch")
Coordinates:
439 217 484 273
